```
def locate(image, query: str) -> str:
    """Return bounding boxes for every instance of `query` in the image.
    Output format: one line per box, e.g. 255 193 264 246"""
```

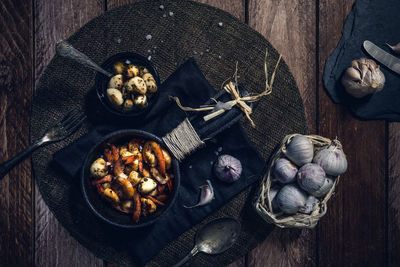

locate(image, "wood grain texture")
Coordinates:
247 1 317 266
247 0 317 132
318 1 386 266
196 0 245 20
34 0 105 266
389 122 400 266
0 0 33 266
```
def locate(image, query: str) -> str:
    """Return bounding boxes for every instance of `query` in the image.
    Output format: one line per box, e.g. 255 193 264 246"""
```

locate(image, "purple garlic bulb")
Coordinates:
214 154 242 183
297 163 333 197
276 184 307 214
313 139 348 176
273 158 298 184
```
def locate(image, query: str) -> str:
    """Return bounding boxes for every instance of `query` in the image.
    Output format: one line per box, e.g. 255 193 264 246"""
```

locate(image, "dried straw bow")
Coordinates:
170 48 282 128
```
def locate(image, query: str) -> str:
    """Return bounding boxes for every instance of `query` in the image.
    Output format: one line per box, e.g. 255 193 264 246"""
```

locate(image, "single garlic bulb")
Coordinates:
341 58 385 98
214 154 242 183
275 184 307 215
283 135 314 166
273 158 298 184
297 163 333 197
313 139 347 176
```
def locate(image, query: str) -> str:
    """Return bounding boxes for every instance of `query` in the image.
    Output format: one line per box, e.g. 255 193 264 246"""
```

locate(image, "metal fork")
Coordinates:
0 109 86 179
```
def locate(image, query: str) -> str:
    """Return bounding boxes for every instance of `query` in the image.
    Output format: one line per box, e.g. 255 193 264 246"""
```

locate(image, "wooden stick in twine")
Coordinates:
169 48 282 128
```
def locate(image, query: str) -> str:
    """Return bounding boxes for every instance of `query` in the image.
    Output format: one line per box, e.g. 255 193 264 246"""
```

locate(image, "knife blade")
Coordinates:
363 40 400 75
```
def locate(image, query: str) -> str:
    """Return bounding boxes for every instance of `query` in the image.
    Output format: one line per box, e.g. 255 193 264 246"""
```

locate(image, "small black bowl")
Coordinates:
95 52 161 118
81 129 180 229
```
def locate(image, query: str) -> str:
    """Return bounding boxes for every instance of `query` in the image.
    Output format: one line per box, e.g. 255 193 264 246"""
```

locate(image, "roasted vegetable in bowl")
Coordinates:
89 138 174 223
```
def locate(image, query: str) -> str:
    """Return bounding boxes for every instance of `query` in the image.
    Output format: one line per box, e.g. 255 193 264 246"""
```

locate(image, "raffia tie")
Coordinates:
170 48 282 128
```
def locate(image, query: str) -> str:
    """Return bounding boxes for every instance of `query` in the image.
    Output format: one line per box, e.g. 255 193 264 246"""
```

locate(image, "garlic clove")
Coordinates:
275 184 307 215
273 158 298 184
283 135 314 166
184 180 214 208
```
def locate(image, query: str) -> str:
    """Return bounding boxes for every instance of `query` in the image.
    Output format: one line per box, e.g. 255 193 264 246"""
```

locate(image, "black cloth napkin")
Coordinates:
54 58 264 265
323 0 400 121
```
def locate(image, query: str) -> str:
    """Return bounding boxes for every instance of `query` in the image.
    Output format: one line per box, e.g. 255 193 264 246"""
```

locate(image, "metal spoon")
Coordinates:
173 218 241 267
56 40 113 78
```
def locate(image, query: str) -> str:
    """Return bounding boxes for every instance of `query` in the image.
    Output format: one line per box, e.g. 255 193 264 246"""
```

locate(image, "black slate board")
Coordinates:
323 0 400 121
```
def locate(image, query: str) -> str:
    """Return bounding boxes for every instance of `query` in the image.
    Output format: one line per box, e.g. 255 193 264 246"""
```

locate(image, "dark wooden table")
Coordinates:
1 0 398 266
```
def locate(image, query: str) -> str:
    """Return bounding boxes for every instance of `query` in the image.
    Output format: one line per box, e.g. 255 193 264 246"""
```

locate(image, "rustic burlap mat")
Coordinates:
31 1 307 266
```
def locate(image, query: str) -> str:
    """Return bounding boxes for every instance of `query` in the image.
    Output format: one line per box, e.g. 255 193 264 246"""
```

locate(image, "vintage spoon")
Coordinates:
56 40 113 78
173 218 241 267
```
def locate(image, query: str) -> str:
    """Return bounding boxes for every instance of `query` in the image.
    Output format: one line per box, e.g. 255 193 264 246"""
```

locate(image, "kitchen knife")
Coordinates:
363 40 400 75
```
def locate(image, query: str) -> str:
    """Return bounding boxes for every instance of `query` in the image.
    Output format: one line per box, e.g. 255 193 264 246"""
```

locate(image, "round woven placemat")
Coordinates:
31 1 307 266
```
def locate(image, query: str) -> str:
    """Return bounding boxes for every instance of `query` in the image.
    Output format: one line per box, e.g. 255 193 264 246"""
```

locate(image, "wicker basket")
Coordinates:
253 134 341 228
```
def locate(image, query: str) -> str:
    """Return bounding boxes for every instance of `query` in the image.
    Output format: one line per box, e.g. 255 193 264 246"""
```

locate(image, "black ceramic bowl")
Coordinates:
95 52 161 118
81 130 180 229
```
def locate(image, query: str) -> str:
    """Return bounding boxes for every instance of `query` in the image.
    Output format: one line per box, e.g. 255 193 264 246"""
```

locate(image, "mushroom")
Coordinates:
138 177 157 194
123 99 134 111
108 74 123 89
107 88 124 106
113 62 125 74
140 67 150 76
134 94 147 108
125 64 140 78
90 158 108 178
142 73 158 93
125 77 147 94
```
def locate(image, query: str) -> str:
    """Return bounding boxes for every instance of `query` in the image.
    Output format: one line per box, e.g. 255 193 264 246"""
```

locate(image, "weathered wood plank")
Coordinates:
247 0 317 266
0 0 33 266
247 0 316 132
318 1 386 266
389 122 400 266
34 0 105 266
